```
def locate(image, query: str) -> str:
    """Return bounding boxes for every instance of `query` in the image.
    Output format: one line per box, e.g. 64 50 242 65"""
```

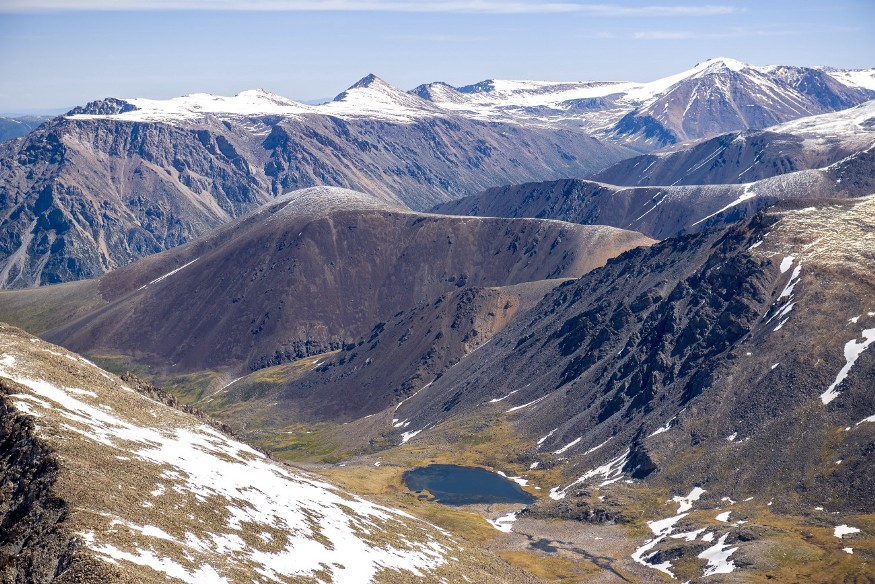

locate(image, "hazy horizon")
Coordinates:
1 0 873 113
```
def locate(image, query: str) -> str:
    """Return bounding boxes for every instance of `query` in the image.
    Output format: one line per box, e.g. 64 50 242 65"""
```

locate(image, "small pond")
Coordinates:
402 464 536 506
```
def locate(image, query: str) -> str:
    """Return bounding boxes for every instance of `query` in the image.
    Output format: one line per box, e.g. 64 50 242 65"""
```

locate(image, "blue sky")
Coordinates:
1 0 873 113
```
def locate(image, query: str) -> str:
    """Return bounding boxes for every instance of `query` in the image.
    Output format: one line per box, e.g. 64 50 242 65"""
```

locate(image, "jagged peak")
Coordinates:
66 97 137 117
343 73 397 92
457 79 498 94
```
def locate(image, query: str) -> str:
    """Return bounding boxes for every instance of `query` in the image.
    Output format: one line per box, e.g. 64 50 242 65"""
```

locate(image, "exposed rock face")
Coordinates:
218 280 563 425
0 99 629 289
0 380 76 583
592 100 875 187
43 187 654 377
0 323 529 583
395 195 875 514
432 137 875 240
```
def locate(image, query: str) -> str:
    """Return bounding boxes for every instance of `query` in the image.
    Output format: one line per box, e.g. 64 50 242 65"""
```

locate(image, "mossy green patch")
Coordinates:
85 353 152 380
0 279 105 334
163 370 222 405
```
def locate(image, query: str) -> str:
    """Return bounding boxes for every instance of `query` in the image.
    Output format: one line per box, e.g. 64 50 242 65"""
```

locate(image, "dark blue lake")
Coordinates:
402 464 536 506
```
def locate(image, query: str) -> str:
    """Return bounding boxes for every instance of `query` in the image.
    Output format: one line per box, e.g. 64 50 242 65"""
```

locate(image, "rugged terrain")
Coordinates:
385 195 875 581
592 100 875 187
211 280 563 429
416 58 875 146
143 194 875 582
30 186 653 379
2 56 874 584
2 59 873 289
0 81 628 289
430 168 853 240
433 105 875 240
0 322 533 583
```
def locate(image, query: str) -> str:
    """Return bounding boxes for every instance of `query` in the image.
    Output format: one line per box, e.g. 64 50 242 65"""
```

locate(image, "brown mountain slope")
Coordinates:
43 187 653 378
206 280 564 430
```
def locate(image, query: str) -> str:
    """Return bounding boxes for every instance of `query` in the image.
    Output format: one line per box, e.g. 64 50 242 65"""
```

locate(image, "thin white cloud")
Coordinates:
0 0 741 16
633 28 795 40
385 33 494 42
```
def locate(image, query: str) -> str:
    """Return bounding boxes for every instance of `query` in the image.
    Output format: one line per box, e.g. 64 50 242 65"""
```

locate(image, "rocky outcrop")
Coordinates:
0 379 74 583
0 379 119 584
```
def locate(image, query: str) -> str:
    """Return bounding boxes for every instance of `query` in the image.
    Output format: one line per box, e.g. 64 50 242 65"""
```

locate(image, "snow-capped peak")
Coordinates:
67 89 315 122
694 57 751 74
319 73 443 122
344 72 393 92
624 58 756 102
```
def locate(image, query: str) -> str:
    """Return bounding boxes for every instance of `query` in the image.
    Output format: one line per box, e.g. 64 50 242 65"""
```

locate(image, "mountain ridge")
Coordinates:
40 186 654 377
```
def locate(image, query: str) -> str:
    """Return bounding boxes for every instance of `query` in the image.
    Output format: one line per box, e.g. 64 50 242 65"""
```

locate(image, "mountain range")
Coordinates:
0 115 50 142
1 55 874 583
1 58 873 289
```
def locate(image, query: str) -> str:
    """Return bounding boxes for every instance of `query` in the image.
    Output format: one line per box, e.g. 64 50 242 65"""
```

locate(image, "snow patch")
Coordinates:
554 436 582 455
698 533 738 576
506 394 548 413
139 258 199 291
488 512 518 533
821 328 875 404
672 487 706 514
834 525 861 538
400 429 423 444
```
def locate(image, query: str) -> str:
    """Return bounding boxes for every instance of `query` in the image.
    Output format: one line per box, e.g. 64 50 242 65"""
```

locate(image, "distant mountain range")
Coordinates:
0 115 49 142
414 58 875 146
1 58 872 289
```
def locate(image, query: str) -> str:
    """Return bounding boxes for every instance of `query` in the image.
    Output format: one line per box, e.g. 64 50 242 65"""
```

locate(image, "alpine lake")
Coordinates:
402 464 536 506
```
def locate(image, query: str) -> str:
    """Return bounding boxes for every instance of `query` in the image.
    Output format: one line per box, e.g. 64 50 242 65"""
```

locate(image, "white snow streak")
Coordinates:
821 328 875 404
